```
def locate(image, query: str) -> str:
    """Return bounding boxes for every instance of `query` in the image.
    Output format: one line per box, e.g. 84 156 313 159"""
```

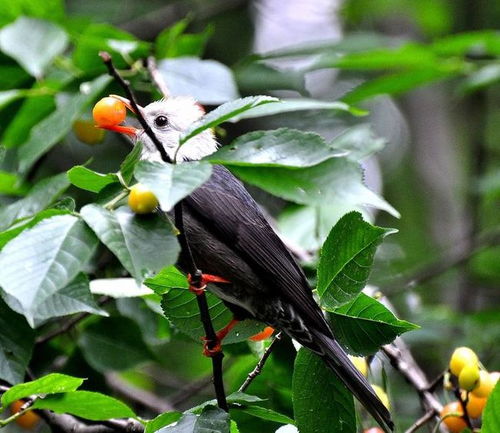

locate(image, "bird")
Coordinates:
101 95 394 432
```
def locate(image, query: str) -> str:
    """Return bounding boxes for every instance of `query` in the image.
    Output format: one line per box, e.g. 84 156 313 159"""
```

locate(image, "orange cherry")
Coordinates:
93 97 126 127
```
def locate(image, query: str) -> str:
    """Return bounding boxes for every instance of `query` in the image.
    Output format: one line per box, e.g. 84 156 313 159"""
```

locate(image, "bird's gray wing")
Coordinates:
183 165 331 335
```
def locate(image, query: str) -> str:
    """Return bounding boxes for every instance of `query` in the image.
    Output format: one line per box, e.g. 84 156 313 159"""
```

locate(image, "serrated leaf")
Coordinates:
189 392 266 415
238 406 294 425
293 348 355 433
0 17 68 77
158 57 239 105
208 128 345 168
135 161 212 211
317 212 396 308
180 96 279 145
330 124 386 161
158 406 230 433
0 172 70 232
228 98 364 122
0 215 98 327
17 75 112 174
482 381 500 433
29 273 106 327
146 412 183 433
68 166 119 193
1 373 84 407
144 266 188 295
78 317 153 372
328 293 419 355
81 205 180 283
229 158 399 217
162 288 263 344
0 298 34 385
120 142 143 184
32 390 136 421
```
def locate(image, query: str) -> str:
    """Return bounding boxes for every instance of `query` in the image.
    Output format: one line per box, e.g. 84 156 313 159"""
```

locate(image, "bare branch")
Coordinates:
238 332 282 393
145 57 170 98
404 410 435 433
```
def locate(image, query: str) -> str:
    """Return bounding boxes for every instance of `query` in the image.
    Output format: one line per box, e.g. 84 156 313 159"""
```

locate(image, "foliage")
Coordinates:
0 1 499 433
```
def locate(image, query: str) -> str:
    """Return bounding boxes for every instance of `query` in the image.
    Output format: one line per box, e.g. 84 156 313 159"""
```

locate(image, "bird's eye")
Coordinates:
154 115 168 127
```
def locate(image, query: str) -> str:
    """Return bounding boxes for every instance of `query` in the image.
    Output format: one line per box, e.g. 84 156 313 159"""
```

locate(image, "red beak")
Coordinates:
97 95 142 136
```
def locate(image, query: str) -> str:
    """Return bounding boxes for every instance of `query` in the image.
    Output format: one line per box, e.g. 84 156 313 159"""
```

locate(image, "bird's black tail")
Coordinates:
311 330 394 432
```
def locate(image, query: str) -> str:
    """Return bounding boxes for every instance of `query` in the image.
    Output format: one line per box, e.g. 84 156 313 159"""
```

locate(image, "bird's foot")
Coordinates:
201 318 239 357
187 273 230 296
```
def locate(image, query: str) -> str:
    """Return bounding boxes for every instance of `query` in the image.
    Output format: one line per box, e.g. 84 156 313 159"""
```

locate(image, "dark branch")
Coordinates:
238 332 282 393
102 52 228 411
99 51 171 163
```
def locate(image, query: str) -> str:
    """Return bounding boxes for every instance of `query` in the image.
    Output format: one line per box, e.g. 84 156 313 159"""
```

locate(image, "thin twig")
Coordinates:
145 57 170 98
239 332 282 393
103 52 228 411
404 410 435 433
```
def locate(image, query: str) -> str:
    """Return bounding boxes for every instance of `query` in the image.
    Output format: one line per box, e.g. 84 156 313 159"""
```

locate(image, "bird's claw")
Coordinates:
201 337 223 357
187 273 230 296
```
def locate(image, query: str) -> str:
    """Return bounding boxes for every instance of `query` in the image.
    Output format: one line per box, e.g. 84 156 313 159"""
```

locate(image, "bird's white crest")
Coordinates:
136 96 218 162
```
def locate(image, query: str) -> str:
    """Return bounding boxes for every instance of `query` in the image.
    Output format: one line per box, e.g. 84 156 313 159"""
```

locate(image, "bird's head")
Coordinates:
100 95 218 162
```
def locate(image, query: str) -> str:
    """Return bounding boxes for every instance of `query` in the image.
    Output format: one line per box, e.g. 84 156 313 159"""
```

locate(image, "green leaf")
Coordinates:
158 57 239 105
0 209 69 250
189 392 266 414
145 412 182 433
32 390 136 421
0 89 22 111
78 317 153 372
159 406 230 433
330 124 386 161
134 160 212 212
68 166 119 193
155 19 212 59
1 373 84 408
0 17 68 77
0 0 65 28
81 205 180 283
237 406 294 425
144 266 188 295
0 215 98 327
0 172 70 231
0 298 34 385
208 128 345 168
293 348 355 433
28 273 106 327
229 158 399 217
17 74 112 174
317 212 396 308
483 381 500 433
227 98 364 122
180 96 279 145
120 142 143 185
328 293 419 355
0 170 28 195
342 69 453 104
162 288 264 344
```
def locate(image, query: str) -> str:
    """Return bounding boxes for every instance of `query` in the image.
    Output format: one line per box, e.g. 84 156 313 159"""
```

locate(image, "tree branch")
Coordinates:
101 52 228 411
238 332 282 393
404 410 435 433
145 57 170 99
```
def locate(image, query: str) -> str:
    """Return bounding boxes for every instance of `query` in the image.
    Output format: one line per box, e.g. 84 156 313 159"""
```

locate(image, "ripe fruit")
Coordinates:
458 363 480 391
249 326 274 341
128 184 159 214
463 392 487 418
349 355 368 377
472 370 494 398
371 384 390 410
449 347 478 376
440 401 467 433
93 97 126 127
363 428 384 433
10 400 41 430
73 119 105 144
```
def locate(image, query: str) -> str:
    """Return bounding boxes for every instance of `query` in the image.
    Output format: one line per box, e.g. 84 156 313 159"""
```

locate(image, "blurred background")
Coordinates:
1 0 499 432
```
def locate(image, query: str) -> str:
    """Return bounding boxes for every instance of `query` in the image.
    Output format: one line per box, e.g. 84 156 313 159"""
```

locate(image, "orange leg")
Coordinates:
202 318 239 357
188 273 230 296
